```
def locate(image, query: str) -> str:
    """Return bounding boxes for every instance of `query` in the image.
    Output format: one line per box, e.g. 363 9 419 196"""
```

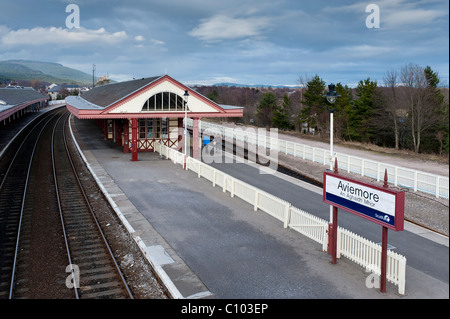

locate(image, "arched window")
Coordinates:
141 92 187 112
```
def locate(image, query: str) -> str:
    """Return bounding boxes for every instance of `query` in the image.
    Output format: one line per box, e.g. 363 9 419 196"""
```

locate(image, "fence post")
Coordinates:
361 159 365 176
398 257 406 295
231 179 235 198
283 204 291 228
394 167 398 186
414 171 418 193
322 224 328 252
223 176 227 193
336 226 341 259
436 176 440 198
254 191 259 211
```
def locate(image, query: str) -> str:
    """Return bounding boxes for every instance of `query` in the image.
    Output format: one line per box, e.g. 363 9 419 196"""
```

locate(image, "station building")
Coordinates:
0 86 48 125
66 75 243 161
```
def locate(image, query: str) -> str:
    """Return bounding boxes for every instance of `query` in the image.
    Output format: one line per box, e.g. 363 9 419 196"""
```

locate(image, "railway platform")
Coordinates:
1 107 448 300
68 116 448 299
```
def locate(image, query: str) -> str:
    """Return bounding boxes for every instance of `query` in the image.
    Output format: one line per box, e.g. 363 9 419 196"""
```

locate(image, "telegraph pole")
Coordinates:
92 64 96 88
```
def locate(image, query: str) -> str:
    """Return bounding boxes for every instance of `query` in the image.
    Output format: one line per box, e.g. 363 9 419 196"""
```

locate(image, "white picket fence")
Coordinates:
48 100 66 105
337 227 407 294
186 119 449 200
155 142 407 294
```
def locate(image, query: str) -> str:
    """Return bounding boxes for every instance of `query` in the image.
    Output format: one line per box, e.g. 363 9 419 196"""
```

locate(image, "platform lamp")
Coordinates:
324 84 340 170
324 84 340 228
183 90 189 169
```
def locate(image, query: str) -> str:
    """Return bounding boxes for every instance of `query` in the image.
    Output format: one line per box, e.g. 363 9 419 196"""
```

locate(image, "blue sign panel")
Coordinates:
323 172 404 231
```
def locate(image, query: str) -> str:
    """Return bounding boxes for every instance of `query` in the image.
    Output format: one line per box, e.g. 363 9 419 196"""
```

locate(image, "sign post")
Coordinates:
323 163 404 293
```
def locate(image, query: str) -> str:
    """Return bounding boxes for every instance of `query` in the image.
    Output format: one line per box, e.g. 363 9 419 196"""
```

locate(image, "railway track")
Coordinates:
0 109 133 299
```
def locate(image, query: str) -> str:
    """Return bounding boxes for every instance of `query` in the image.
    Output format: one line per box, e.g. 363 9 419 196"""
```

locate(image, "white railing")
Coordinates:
338 227 406 295
186 119 449 200
48 100 66 105
155 142 407 294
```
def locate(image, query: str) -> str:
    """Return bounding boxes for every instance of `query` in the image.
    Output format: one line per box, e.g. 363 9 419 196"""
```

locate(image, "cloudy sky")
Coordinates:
0 0 448 87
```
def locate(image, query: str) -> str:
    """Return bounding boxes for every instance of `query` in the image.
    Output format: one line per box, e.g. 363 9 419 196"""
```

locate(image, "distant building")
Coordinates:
47 84 89 100
96 75 110 86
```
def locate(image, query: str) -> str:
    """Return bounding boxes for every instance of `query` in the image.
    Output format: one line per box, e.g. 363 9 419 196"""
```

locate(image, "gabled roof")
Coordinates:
81 76 160 108
0 87 47 106
66 75 243 119
0 87 48 122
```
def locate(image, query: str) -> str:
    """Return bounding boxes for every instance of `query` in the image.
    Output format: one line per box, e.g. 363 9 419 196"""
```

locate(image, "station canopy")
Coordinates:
0 87 48 122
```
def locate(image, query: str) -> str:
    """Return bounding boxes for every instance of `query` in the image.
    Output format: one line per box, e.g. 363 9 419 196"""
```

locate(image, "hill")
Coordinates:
212 82 302 89
0 60 93 85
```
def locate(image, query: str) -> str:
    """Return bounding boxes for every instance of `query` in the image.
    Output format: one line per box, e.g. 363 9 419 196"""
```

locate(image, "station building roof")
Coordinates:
0 87 48 121
66 75 243 119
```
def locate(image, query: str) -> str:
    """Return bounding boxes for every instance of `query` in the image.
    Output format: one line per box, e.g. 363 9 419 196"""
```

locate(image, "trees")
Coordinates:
272 94 294 130
257 91 278 127
381 69 401 149
424 66 448 154
400 63 445 153
333 83 353 141
193 67 448 156
299 75 327 135
348 78 377 143
30 78 42 91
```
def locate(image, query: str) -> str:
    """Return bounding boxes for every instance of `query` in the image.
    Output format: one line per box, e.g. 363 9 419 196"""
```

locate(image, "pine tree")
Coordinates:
273 94 293 130
299 75 327 135
257 91 278 127
348 78 377 142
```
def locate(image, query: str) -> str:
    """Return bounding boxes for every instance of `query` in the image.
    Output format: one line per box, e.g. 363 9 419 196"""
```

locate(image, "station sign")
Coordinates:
323 172 404 231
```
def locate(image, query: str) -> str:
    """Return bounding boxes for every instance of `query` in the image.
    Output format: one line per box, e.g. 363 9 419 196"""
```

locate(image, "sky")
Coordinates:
0 0 448 87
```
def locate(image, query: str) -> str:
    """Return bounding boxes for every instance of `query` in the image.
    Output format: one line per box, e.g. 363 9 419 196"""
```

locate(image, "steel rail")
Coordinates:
57 113 134 299
51 113 80 299
8 111 61 299
0 112 55 191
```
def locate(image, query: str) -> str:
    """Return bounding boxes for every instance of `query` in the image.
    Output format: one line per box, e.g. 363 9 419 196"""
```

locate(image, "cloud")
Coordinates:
326 0 447 29
383 9 447 28
1 26 128 47
150 39 165 46
188 14 271 42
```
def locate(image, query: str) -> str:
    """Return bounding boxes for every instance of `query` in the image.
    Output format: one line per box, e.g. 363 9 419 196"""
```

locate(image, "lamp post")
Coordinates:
324 84 340 234
324 84 339 170
183 90 189 169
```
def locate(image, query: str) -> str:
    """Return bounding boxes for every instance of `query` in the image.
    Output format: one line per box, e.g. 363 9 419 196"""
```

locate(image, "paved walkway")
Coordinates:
69 116 448 299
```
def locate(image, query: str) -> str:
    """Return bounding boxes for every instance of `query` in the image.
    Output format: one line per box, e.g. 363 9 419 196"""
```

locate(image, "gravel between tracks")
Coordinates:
67 119 169 299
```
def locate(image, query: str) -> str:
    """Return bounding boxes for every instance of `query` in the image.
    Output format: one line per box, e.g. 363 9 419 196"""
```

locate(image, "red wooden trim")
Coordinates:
132 118 138 161
67 110 243 120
